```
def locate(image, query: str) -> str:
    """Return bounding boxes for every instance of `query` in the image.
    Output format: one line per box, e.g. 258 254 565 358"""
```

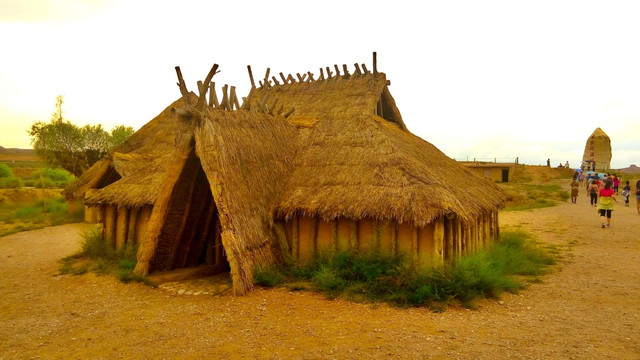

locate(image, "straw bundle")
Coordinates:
194 108 297 294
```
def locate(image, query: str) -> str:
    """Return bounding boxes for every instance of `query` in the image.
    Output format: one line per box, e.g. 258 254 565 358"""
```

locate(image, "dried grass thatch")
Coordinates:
247 72 506 226
193 108 298 294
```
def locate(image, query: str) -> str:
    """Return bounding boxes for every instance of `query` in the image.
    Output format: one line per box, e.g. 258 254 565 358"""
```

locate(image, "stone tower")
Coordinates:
582 128 611 171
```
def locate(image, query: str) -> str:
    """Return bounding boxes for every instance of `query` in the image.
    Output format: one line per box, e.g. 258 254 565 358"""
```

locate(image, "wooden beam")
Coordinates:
349 219 358 250
362 63 369 74
292 216 299 259
209 82 219 108
174 66 191 106
268 98 279 115
230 86 240 110
197 201 216 266
296 73 304 82
325 66 333 78
433 217 445 262
283 107 295 118
127 207 138 246
310 217 318 256
220 84 229 110
258 93 270 113
342 64 350 77
391 222 398 255
412 225 419 258
279 72 288 84
354 63 362 75
287 74 296 83
334 64 341 77
271 76 280 86
247 65 256 88
373 52 378 74
263 68 271 88
307 71 315 81
318 68 325 81
331 219 338 253
166 168 198 270
197 64 219 108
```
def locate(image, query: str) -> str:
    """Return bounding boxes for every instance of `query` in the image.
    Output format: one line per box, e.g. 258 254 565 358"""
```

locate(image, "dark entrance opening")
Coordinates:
150 147 229 275
501 169 509 183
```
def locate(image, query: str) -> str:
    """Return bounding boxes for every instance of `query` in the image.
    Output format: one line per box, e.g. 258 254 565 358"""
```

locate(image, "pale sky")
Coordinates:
1 0 639 168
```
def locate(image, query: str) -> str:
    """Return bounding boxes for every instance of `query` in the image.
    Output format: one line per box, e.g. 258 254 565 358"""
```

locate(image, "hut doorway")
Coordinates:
501 169 509 183
150 148 230 275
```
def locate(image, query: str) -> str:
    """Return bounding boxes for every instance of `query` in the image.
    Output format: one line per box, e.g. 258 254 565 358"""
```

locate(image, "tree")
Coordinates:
29 95 135 177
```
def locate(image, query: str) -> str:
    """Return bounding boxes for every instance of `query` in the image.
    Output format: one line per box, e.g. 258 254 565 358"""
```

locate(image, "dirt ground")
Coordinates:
1 195 639 359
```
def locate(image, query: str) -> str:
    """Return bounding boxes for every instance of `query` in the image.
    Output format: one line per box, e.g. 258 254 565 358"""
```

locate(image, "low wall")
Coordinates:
279 212 499 265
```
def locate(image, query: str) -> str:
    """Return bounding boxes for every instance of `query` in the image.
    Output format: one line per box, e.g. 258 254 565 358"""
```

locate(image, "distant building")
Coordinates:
458 161 518 183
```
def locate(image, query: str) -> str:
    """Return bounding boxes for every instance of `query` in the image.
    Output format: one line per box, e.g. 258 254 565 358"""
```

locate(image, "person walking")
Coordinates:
636 180 640 214
578 171 585 185
597 179 617 228
588 179 599 207
612 175 620 194
621 181 631 207
570 179 579 204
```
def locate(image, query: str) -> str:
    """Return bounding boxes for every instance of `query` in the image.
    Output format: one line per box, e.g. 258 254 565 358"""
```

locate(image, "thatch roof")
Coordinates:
246 72 505 226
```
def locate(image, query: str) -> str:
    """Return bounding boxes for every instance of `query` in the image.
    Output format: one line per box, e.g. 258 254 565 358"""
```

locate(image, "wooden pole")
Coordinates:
247 65 256 88
349 219 358 250
279 72 287 84
354 63 362 75
292 216 299 259
263 68 271 88
209 82 219 108
373 52 378 75
283 107 295 118
197 64 219 108
174 66 191 106
221 84 229 110
342 64 350 77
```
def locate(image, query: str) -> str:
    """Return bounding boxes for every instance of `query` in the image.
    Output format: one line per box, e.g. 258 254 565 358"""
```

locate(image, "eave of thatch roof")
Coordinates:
62 158 113 199
65 95 197 203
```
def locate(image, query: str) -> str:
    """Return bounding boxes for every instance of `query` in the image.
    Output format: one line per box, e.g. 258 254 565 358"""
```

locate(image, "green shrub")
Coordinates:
254 266 285 287
0 176 22 189
30 168 75 182
254 230 555 309
23 179 35 187
32 177 55 189
0 164 12 178
61 228 149 285
313 265 347 292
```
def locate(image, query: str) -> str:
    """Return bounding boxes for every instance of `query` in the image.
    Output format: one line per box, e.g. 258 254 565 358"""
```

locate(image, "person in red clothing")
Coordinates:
597 179 617 228
612 175 620 194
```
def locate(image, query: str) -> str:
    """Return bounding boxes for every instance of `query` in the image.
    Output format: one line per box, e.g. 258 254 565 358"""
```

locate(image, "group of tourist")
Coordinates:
570 172 640 228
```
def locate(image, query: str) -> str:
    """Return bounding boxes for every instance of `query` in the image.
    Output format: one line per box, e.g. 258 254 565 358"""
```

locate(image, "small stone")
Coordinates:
184 290 193 295
499 301 504 305
193 291 202 296
177 289 185 295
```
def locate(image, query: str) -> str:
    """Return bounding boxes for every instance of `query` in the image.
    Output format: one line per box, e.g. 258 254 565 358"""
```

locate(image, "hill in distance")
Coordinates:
618 164 640 174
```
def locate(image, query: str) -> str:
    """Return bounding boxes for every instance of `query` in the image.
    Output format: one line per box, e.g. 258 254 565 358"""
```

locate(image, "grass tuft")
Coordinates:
254 230 555 310
59 226 154 286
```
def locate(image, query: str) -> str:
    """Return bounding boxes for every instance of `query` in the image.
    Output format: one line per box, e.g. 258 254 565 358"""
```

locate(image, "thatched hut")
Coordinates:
66 57 506 295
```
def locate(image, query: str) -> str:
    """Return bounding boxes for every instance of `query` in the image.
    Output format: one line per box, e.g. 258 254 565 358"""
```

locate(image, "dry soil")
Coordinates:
1 196 639 359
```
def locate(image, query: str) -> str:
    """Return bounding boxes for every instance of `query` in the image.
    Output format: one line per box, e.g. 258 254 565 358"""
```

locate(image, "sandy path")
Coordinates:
1 196 639 359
